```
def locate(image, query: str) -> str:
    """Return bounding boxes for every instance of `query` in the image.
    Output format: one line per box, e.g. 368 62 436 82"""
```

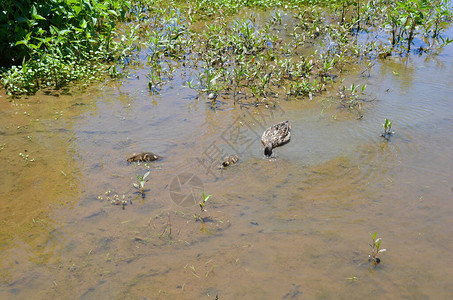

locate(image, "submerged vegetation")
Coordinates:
0 0 451 99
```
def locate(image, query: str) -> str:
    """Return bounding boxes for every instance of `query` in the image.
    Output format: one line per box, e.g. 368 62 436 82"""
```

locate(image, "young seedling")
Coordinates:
194 192 212 222
133 171 150 198
369 232 387 266
199 192 211 212
381 118 394 139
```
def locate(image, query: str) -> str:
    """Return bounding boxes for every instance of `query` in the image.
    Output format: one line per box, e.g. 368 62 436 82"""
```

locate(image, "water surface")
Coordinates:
1 18 453 300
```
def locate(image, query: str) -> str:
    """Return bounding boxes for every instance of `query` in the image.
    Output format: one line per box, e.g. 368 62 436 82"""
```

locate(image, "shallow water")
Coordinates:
1 18 453 300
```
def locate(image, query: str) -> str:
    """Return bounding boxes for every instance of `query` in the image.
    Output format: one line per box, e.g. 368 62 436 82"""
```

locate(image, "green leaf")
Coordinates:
15 40 28 46
202 192 212 203
72 4 82 15
375 238 382 248
143 171 150 179
108 10 118 17
58 29 71 36
28 42 42 50
31 5 46 20
32 14 46 20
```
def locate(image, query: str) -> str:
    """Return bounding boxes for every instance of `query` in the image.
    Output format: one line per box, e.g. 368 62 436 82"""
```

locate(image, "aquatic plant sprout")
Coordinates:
369 232 387 266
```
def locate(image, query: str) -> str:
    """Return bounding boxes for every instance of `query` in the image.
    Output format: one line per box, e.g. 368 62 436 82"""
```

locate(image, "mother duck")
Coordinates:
261 121 291 157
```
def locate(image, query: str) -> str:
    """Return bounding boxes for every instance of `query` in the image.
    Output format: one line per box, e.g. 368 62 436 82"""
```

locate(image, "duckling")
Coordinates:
220 154 239 168
127 152 162 163
261 121 291 157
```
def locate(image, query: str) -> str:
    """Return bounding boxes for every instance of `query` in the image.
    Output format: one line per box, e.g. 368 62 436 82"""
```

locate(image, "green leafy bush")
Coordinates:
0 0 129 95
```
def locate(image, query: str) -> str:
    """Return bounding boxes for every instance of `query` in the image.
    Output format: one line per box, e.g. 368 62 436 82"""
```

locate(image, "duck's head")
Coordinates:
264 145 273 157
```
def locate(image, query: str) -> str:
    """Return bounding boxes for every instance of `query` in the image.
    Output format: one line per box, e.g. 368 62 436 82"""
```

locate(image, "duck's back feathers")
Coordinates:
261 121 291 149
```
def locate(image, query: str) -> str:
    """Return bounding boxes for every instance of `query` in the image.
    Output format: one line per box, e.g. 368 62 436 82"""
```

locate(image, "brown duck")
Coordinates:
127 152 162 163
220 154 239 168
261 121 291 157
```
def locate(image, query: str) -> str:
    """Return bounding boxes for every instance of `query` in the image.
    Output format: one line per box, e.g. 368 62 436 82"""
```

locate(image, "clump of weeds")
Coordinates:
338 83 367 109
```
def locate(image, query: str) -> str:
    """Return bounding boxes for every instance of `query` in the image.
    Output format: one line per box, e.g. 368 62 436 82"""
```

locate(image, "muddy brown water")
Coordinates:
1 29 453 300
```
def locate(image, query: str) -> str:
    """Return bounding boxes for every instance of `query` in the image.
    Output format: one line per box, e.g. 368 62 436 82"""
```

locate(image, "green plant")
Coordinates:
0 0 130 95
369 232 387 266
133 171 150 198
381 118 394 139
199 68 221 94
199 192 211 212
338 83 367 115
3 0 451 100
194 192 212 222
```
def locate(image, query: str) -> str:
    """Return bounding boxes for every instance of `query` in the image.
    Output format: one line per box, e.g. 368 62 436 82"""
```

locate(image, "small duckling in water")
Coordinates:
219 154 239 168
127 152 162 163
261 121 291 157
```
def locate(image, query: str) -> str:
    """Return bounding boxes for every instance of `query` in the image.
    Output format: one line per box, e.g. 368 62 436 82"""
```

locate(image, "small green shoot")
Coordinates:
369 232 387 266
381 118 394 139
194 192 212 223
133 171 150 198
199 192 211 212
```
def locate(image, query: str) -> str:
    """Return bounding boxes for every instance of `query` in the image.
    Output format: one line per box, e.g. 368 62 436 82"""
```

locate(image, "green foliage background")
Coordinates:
0 0 130 95
0 0 128 67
